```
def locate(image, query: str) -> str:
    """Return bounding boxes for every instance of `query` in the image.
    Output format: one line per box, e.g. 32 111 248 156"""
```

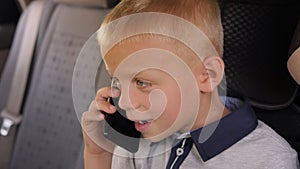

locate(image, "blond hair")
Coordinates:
102 0 224 56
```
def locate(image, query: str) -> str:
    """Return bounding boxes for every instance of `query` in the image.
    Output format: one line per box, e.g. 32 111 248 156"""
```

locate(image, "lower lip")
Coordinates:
135 121 152 132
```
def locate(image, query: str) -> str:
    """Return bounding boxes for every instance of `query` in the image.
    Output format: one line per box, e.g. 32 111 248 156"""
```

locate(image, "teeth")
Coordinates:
138 120 149 124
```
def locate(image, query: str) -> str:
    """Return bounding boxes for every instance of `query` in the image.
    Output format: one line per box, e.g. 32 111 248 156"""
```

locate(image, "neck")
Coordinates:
191 91 230 130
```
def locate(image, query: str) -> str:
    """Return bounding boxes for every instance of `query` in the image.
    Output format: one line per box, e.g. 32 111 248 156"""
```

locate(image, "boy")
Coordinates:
82 0 299 168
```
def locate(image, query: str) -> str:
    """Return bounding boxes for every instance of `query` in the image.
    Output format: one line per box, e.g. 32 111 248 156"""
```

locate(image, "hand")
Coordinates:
81 87 117 155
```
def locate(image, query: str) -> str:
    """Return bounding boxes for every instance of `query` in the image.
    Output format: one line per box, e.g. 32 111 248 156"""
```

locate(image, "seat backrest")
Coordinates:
0 0 118 168
219 0 300 160
219 0 299 109
288 20 300 85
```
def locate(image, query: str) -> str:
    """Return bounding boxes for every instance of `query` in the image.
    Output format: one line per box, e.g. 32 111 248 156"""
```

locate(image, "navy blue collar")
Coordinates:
189 98 258 161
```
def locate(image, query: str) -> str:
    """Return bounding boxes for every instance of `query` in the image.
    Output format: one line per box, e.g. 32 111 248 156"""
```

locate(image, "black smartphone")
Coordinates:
102 97 141 153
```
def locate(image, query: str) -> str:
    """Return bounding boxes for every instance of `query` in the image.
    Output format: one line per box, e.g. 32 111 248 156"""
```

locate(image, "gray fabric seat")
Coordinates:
0 0 117 168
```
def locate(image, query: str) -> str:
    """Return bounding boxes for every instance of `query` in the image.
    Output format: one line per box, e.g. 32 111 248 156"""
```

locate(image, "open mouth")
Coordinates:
134 120 153 132
137 120 151 124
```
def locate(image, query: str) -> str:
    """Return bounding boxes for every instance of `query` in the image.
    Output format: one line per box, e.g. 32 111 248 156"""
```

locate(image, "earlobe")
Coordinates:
199 56 225 93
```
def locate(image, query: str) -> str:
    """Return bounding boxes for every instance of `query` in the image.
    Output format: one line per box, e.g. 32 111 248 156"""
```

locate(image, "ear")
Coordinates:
198 56 225 93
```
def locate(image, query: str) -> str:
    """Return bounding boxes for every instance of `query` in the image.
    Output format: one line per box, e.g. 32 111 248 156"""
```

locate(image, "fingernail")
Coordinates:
99 113 105 119
110 105 115 110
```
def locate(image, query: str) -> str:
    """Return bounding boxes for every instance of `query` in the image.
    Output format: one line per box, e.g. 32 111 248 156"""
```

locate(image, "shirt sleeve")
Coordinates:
268 152 299 169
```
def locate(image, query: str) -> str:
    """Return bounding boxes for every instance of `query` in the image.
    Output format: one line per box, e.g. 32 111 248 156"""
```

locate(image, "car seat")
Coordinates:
0 0 20 80
219 0 300 161
0 0 118 168
288 20 300 86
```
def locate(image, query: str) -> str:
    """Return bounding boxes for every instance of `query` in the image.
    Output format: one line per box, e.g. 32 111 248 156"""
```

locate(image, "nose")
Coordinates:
118 91 131 110
118 83 138 111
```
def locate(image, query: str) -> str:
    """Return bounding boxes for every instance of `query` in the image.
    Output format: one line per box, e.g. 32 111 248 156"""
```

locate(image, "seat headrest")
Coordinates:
53 0 119 8
288 20 300 85
289 19 300 55
221 1 299 109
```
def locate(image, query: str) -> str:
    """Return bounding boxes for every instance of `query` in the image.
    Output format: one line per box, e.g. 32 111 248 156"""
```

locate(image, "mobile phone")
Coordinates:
103 97 141 153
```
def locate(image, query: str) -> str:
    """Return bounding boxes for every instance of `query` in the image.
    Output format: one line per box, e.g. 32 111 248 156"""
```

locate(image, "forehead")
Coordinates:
103 35 202 76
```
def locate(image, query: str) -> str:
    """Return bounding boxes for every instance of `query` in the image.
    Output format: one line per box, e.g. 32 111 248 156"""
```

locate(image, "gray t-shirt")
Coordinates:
111 99 299 169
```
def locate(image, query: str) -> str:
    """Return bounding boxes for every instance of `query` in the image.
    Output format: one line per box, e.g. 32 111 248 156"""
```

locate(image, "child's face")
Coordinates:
104 36 201 142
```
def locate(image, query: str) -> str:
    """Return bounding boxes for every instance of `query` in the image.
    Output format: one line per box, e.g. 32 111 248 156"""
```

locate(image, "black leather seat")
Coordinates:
219 0 300 161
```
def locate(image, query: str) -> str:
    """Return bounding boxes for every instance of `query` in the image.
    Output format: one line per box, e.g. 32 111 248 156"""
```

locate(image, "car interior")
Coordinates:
0 0 299 169
219 0 300 161
0 0 20 80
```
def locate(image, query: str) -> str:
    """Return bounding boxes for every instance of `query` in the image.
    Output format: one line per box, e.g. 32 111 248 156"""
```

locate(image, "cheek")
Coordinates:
125 83 151 110
159 87 181 125
147 89 168 118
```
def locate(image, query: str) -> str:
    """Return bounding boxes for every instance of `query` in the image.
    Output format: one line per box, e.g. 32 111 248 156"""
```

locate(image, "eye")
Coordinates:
135 78 152 88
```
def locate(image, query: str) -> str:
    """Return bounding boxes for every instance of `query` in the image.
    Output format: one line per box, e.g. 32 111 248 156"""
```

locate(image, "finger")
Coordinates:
95 87 117 114
95 87 112 102
96 99 117 115
84 101 105 121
